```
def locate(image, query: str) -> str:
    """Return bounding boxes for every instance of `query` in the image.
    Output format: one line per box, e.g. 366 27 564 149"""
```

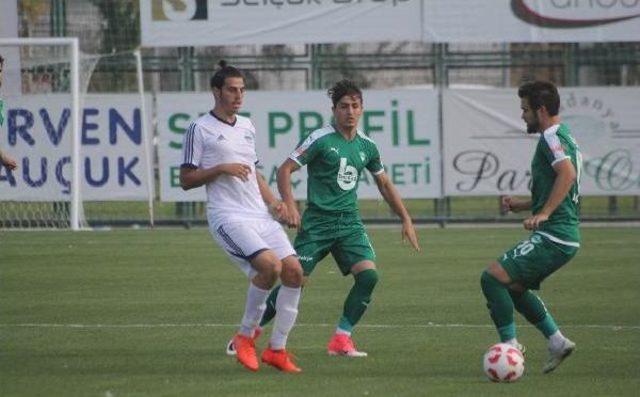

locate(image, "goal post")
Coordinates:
0 37 83 230
0 38 156 230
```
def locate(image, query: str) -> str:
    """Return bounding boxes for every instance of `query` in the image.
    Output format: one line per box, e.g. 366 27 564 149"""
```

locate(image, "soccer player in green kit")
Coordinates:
0 54 18 171
481 81 582 373
227 79 421 358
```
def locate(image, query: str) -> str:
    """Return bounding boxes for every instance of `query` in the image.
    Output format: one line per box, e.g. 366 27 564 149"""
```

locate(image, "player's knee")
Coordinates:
356 268 379 292
268 263 282 284
257 261 281 287
485 262 511 285
481 270 499 290
280 261 303 287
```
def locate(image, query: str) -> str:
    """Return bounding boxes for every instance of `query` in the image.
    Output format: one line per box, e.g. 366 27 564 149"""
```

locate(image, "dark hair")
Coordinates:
518 81 560 116
0 54 4 65
209 60 244 89
327 79 363 107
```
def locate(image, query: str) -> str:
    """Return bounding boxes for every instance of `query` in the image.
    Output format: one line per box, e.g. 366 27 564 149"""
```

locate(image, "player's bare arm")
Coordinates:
256 172 288 221
524 158 576 231
179 163 251 190
501 196 532 213
276 158 302 228
373 172 421 252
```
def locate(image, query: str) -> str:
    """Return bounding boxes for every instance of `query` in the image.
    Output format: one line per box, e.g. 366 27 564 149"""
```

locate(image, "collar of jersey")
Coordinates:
541 123 560 136
331 124 360 142
209 110 237 127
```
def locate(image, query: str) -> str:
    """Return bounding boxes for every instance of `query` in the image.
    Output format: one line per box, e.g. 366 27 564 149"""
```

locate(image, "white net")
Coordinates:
0 39 98 229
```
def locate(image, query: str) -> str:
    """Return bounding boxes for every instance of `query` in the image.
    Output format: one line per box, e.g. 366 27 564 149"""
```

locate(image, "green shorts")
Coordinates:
498 232 578 290
294 210 376 276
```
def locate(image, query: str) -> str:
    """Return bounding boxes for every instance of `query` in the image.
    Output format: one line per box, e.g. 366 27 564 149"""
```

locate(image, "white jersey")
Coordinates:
181 112 271 227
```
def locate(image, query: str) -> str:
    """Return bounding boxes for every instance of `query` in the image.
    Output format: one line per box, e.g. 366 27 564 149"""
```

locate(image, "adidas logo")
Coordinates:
217 135 226 142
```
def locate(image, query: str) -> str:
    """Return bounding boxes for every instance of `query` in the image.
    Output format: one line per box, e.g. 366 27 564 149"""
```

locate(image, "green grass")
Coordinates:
1 227 639 396
5 196 638 222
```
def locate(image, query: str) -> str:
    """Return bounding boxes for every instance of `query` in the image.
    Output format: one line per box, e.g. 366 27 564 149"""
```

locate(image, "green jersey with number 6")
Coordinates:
289 125 384 213
531 123 582 245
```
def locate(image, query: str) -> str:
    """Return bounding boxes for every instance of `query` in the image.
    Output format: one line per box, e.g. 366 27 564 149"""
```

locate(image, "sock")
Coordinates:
269 286 301 350
509 289 559 338
335 328 351 336
505 338 519 347
480 270 516 342
259 285 281 327
337 269 379 334
239 282 269 337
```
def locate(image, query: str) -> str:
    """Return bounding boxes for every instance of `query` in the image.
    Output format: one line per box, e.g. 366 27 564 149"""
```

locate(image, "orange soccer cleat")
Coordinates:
232 333 259 372
327 333 368 357
226 327 262 356
261 347 302 373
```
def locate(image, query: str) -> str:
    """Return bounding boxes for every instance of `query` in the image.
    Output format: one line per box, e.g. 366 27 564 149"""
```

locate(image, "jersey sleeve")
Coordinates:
181 122 204 169
289 133 322 167
542 131 570 167
365 142 385 175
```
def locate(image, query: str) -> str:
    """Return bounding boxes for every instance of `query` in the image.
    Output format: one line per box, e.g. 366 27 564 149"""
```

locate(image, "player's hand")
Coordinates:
502 196 529 213
268 200 288 223
0 153 17 171
401 220 421 252
501 196 513 213
523 213 548 230
283 201 301 229
220 163 251 182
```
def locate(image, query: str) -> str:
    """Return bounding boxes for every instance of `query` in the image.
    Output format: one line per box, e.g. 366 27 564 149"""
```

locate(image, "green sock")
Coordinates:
535 315 560 338
480 271 516 342
259 285 280 327
338 269 379 332
509 289 559 338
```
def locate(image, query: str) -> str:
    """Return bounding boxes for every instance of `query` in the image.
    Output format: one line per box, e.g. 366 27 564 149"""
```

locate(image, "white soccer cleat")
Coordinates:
509 342 527 356
542 338 576 374
225 339 236 356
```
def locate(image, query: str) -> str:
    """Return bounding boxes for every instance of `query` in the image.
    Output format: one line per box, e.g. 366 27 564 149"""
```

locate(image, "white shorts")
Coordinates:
209 218 296 279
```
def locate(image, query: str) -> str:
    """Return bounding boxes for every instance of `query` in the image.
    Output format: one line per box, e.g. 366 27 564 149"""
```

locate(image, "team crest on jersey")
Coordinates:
244 134 253 143
530 234 542 244
359 151 367 162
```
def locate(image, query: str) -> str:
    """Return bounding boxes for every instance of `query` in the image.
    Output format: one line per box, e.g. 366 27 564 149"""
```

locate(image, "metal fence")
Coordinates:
8 0 640 226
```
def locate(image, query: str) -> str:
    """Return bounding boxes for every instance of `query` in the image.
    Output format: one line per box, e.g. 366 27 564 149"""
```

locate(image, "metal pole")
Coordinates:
135 49 155 227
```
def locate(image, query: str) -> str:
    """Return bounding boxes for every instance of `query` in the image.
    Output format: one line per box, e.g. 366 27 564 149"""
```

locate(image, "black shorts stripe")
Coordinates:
217 225 245 257
246 248 268 261
183 123 196 164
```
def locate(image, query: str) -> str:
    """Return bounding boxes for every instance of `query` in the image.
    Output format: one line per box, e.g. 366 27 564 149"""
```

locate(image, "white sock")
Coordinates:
335 328 351 337
548 330 566 351
505 338 519 347
269 286 301 350
239 282 269 337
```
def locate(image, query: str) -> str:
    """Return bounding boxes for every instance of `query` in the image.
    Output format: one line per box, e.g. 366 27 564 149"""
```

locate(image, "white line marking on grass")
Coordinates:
0 322 638 330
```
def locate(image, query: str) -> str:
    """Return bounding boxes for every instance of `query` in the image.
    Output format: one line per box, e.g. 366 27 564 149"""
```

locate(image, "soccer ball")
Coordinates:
483 343 525 382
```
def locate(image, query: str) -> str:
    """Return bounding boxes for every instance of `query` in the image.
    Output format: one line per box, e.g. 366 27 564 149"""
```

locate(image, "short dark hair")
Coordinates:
518 81 560 116
209 60 244 89
328 79 363 107
0 54 4 65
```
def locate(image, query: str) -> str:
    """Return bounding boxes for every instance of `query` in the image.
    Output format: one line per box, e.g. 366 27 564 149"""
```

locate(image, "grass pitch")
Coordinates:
1 227 638 396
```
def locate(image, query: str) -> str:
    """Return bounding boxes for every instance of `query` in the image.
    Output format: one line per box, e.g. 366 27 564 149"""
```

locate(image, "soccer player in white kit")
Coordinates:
180 61 303 373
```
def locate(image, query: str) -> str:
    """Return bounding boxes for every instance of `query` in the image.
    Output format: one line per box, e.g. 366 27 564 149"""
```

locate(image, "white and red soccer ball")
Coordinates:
483 343 525 382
